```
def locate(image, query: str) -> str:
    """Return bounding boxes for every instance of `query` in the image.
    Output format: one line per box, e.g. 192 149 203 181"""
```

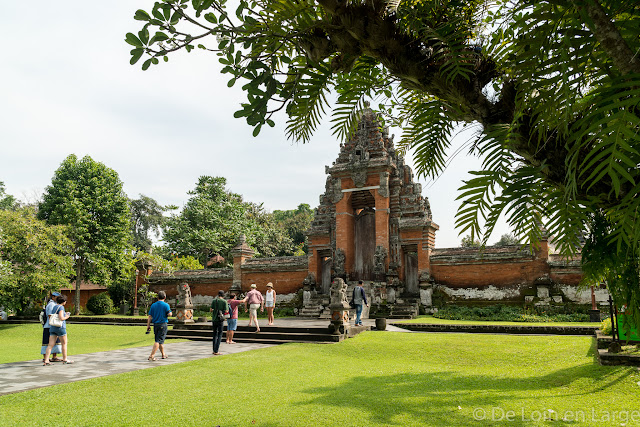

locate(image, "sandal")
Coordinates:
63 360 74 364
50 357 62 362
43 361 51 366
161 355 168 359
148 356 157 361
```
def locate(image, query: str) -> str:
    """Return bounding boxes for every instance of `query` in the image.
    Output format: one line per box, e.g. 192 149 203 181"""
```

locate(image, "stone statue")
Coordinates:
176 282 193 309
373 246 388 280
330 278 349 307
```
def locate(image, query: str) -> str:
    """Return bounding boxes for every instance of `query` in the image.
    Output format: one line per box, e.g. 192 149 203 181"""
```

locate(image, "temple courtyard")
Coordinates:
1 322 639 426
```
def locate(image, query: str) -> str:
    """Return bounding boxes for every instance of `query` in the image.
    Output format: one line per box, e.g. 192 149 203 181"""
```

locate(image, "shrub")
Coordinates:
601 317 612 335
433 304 591 323
86 292 114 315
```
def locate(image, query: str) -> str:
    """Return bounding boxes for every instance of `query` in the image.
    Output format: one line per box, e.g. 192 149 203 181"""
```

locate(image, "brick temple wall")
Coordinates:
429 246 549 288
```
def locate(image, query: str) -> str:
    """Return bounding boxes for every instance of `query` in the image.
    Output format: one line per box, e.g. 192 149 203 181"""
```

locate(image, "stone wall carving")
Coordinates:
333 248 346 278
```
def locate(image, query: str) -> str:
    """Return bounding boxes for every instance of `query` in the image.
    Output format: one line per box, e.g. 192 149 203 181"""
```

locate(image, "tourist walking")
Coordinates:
226 293 245 344
41 292 62 363
43 295 73 365
245 283 264 332
210 290 229 355
265 283 276 325
146 290 172 361
351 280 368 326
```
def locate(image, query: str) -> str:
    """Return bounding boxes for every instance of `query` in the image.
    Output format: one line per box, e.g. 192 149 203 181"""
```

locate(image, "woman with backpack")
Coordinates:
43 294 73 365
41 291 62 363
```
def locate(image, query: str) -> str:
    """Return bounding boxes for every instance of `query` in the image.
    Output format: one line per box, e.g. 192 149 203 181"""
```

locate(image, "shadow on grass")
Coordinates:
297 363 634 426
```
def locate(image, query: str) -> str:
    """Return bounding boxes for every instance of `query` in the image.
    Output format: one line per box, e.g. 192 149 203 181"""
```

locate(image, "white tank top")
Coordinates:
265 290 275 303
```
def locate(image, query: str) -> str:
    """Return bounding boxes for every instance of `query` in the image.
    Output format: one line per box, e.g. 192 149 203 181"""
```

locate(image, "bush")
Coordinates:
86 292 114 315
601 317 612 335
433 304 590 323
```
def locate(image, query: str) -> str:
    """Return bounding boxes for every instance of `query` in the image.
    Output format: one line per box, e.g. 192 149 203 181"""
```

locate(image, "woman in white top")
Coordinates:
265 282 276 325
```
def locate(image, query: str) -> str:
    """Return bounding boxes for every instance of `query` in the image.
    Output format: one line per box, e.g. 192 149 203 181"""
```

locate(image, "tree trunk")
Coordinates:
74 260 83 315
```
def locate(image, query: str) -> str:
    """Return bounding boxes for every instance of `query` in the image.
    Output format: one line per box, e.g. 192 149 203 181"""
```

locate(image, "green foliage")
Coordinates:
130 194 175 252
460 235 480 248
601 317 612 336
0 181 17 210
169 255 203 270
272 203 313 253
162 176 296 265
434 305 589 323
493 233 520 246
0 208 74 314
38 155 133 313
86 292 115 315
107 280 134 307
137 284 157 315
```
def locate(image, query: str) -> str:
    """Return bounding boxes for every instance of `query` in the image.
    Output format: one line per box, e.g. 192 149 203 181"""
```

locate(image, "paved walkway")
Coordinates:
1 318 408 397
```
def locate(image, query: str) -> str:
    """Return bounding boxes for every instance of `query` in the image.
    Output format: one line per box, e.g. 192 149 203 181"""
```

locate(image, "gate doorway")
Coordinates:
354 207 376 280
404 248 418 295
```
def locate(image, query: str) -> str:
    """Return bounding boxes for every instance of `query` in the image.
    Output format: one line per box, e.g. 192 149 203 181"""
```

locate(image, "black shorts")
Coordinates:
153 323 168 344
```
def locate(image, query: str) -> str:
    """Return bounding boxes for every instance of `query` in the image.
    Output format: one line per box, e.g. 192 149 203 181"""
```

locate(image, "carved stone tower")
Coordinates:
306 107 439 295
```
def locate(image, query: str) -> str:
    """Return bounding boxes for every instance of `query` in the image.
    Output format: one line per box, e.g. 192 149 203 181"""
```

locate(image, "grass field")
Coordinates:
1 327 638 426
396 315 601 327
0 323 186 364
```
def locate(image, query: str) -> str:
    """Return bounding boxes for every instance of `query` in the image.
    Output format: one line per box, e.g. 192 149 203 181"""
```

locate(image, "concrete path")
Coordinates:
0 341 273 397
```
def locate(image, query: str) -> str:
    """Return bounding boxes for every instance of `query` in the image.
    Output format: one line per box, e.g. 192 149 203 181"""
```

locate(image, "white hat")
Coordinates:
250 283 257 288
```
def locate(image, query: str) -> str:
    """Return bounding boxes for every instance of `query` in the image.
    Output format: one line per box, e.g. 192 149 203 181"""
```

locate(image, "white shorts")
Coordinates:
249 303 260 316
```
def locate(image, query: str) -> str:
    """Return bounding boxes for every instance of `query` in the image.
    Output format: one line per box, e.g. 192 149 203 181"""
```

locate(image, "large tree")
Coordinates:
163 176 294 264
127 1 640 322
130 194 175 252
38 155 132 314
0 208 74 314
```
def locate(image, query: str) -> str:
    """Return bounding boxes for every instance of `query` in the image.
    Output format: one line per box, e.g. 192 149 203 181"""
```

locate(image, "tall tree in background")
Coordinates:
130 194 175 252
0 208 74 314
163 176 252 265
163 176 295 264
128 1 640 325
38 155 132 314
494 233 520 247
272 203 314 254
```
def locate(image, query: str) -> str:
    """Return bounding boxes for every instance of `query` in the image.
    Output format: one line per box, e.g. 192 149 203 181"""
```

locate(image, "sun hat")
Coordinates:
51 292 61 297
266 283 273 287
250 283 257 288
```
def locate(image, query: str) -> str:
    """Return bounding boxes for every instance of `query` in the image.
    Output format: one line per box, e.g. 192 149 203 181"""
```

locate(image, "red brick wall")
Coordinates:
61 289 106 310
241 270 308 294
431 259 549 287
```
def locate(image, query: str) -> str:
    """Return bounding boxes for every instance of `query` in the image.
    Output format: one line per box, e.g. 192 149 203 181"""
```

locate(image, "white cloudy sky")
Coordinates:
0 1 510 248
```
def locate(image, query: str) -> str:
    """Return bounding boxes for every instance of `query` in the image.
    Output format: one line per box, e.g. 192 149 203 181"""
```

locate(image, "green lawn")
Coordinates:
1 330 638 426
396 315 601 327
0 323 186 364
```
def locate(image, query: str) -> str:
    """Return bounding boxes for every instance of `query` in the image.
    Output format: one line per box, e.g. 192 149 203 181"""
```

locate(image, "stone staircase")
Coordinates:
387 299 420 319
167 323 346 344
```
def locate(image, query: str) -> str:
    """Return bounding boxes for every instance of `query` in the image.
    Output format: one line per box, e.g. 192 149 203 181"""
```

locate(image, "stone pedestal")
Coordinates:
328 306 350 335
175 308 194 324
589 309 601 323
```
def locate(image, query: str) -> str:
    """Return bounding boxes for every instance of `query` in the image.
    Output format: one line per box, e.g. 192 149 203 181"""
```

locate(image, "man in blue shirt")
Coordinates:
146 290 172 361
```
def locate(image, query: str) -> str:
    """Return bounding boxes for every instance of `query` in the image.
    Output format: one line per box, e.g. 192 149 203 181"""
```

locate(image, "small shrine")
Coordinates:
303 107 439 317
